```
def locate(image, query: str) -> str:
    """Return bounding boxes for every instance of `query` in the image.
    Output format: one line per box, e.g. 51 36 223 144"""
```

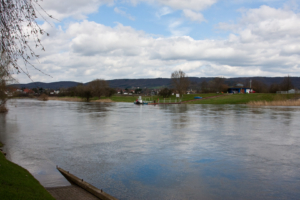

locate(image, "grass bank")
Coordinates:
0 153 55 200
0 141 3 148
108 93 224 103
186 93 299 104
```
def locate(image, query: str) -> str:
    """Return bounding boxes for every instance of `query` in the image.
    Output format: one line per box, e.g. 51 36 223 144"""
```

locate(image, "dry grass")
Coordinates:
248 100 300 106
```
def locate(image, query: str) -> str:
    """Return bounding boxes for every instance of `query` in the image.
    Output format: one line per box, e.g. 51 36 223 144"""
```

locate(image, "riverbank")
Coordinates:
0 140 112 200
48 93 224 103
0 151 55 200
30 93 300 105
248 100 300 106
187 93 299 105
48 96 114 103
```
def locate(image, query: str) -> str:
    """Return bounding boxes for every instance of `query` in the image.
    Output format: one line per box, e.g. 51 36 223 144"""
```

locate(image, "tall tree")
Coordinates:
1 0 52 111
76 84 92 102
158 88 172 98
104 88 116 97
269 83 280 93
171 70 190 96
252 80 268 93
88 79 108 99
200 81 209 93
280 75 294 91
210 77 228 92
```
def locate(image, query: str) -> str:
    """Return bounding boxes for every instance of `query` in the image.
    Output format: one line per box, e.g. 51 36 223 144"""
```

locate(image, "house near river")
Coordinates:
228 87 253 94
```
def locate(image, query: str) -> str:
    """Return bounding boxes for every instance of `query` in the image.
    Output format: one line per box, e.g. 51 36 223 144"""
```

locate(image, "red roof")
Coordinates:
23 89 34 94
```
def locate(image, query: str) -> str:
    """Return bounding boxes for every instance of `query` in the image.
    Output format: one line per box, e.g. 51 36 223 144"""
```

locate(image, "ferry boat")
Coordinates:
134 96 148 105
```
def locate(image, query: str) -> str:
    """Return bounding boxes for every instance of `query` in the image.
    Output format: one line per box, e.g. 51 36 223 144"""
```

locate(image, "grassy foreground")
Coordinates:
0 151 54 200
187 93 298 104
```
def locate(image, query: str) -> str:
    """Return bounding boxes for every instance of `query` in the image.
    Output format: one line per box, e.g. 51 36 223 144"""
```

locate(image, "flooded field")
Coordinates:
1 99 300 199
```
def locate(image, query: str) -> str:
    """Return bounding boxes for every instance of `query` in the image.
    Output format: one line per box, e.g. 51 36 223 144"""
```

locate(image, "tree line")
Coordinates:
189 76 295 93
158 70 295 98
58 79 116 101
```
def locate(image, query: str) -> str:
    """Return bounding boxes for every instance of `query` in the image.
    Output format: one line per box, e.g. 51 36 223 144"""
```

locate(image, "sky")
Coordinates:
15 0 300 83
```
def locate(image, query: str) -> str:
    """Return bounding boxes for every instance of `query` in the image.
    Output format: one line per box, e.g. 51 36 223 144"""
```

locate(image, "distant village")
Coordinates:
5 76 300 98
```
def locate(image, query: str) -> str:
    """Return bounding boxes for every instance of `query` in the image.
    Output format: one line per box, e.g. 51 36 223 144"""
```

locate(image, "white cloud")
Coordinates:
182 9 206 23
156 7 173 18
167 20 191 36
220 5 300 40
38 0 216 20
16 5 300 83
135 0 217 11
114 7 135 20
38 0 115 20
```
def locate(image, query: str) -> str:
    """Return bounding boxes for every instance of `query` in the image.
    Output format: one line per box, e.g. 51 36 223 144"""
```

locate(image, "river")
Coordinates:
1 99 300 199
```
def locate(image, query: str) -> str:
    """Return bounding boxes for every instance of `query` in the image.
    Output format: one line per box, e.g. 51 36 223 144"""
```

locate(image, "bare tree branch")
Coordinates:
171 70 190 96
0 0 53 78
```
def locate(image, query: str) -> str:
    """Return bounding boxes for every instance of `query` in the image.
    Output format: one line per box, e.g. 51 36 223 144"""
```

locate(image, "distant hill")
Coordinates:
10 77 300 90
10 81 80 90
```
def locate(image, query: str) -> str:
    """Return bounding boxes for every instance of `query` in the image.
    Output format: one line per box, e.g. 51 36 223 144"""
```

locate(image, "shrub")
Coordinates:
38 94 49 101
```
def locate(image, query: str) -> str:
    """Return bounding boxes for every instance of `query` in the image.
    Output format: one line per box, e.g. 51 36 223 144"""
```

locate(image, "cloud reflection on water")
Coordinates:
1 100 300 199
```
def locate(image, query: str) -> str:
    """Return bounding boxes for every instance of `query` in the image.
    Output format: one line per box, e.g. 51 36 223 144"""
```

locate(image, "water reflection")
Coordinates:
160 104 190 129
1 100 300 199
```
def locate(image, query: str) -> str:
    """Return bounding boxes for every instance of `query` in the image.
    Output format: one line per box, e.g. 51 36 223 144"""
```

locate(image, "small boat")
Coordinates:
194 96 202 99
134 96 148 105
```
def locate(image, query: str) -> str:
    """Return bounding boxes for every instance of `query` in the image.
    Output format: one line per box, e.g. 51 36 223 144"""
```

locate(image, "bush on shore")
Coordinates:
38 94 49 101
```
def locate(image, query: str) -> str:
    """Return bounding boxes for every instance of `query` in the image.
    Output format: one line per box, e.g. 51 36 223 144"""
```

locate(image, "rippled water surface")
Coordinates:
1 99 300 199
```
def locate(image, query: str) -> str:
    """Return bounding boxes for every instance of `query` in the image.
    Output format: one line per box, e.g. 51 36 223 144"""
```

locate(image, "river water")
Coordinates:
1 99 300 199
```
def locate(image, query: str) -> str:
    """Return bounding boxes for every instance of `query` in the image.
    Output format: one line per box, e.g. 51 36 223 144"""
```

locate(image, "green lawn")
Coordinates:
180 93 225 101
108 95 139 102
0 141 3 148
0 153 54 200
186 93 297 104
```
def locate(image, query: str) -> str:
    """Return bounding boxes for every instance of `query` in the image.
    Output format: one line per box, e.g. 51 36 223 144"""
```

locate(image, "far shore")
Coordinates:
48 97 114 103
10 93 300 106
